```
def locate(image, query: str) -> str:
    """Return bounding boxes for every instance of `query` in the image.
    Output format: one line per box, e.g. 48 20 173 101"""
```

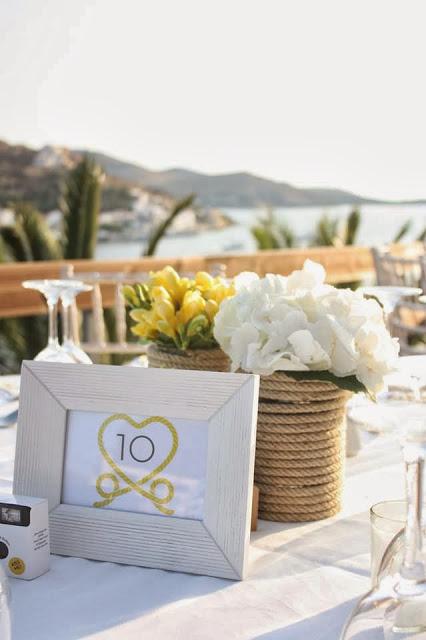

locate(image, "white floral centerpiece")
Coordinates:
214 260 400 522
214 259 399 394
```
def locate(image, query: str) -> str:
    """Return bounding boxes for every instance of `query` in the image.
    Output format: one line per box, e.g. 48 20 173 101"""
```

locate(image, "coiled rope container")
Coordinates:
255 372 349 522
148 344 230 372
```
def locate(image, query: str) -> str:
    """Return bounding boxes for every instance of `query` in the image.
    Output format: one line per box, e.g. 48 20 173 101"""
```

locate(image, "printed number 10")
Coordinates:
116 433 155 463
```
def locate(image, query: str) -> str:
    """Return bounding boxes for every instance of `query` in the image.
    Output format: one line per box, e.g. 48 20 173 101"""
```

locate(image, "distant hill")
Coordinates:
0 139 387 211
85 151 375 208
0 142 135 212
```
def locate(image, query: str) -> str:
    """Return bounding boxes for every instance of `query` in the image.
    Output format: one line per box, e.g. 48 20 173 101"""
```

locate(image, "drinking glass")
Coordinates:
22 280 76 363
60 282 93 364
341 414 426 639
371 501 426 589
371 501 407 587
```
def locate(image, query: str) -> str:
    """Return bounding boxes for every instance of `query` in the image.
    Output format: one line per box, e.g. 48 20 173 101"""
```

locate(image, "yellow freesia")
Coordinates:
125 266 236 350
156 319 177 339
131 319 157 340
204 282 235 304
150 285 173 304
155 300 177 334
150 266 189 305
195 271 214 291
205 299 219 321
176 290 206 325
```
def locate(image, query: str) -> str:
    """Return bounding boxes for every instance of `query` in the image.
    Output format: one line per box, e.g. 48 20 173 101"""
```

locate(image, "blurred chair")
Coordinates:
372 246 423 288
390 254 426 355
391 300 426 355
372 248 426 355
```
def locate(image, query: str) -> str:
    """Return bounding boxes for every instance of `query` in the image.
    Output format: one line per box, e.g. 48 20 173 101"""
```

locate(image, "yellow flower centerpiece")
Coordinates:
123 266 234 371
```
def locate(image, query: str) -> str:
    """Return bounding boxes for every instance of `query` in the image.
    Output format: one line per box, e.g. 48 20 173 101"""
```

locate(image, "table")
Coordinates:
0 424 404 639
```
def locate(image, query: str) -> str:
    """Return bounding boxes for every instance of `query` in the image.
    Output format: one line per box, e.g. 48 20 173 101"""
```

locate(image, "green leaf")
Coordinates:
283 370 366 393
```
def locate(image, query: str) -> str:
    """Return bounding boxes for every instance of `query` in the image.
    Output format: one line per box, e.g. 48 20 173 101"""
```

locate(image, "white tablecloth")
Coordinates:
0 426 404 640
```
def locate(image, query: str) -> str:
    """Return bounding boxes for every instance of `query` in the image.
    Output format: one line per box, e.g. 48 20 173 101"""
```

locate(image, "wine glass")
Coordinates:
22 280 76 363
60 282 93 364
341 411 426 639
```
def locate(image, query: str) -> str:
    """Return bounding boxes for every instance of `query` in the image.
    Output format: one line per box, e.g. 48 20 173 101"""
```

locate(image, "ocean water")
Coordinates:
95 203 426 260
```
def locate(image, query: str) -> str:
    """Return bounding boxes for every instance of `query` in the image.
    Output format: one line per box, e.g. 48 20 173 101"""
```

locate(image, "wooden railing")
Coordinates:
0 244 419 319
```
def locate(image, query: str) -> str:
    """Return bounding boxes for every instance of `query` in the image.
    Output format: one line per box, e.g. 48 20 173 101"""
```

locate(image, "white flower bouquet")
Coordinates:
214 260 399 394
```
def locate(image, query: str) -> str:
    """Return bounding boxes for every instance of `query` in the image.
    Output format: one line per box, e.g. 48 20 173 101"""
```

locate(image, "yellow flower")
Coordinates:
176 290 206 325
150 285 173 304
127 265 236 350
156 319 176 339
131 318 157 340
195 271 214 291
122 285 139 307
205 299 219 321
150 266 189 305
156 299 176 324
129 309 149 323
204 282 235 305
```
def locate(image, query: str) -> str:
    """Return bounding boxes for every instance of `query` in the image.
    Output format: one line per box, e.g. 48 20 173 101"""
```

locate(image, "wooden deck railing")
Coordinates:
0 244 418 319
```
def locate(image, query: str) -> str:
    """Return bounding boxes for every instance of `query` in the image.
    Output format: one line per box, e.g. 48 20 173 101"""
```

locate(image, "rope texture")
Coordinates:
148 344 230 372
255 372 348 522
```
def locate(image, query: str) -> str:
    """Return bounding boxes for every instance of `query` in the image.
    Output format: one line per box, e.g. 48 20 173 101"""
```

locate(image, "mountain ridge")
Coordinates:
1 139 418 210
82 149 377 207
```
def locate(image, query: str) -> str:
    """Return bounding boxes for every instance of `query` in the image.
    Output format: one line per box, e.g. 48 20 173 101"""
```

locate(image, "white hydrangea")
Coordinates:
215 260 399 393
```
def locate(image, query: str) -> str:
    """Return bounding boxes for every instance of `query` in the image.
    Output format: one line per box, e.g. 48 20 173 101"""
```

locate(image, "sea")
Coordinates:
95 203 426 260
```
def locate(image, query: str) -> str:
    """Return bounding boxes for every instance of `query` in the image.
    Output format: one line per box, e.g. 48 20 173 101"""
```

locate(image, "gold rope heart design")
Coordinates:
93 414 178 515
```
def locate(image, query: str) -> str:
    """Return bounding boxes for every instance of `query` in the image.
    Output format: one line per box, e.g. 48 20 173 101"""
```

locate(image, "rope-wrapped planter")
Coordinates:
255 372 349 522
148 344 230 372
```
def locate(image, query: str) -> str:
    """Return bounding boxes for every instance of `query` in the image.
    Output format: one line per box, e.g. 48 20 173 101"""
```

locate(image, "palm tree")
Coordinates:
312 208 362 247
143 194 195 256
251 209 296 250
61 155 103 259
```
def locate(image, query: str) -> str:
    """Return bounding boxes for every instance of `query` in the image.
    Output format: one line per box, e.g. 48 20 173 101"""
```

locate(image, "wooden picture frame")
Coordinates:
14 361 259 580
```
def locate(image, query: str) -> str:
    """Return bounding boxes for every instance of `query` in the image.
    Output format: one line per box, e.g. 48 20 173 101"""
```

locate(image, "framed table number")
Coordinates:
13 361 259 580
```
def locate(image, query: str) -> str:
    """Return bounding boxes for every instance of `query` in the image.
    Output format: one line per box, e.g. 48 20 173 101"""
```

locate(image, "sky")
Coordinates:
1 0 426 200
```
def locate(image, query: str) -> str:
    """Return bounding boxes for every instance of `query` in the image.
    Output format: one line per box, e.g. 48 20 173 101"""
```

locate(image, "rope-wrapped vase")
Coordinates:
255 372 349 522
148 344 230 372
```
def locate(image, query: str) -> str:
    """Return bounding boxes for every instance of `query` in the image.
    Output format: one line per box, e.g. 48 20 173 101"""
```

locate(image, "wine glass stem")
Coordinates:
62 302 72 344
47 301 59 347
402 448 424 577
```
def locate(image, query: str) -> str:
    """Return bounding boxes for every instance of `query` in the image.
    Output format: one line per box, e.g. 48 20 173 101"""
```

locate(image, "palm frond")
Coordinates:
251 209 296 250
0 224 33 261
416 227 426 243
144 193 195 256
393 219 412 243
14 202 61 260
344 208 361 245
61 155 103 259
312 214 339 246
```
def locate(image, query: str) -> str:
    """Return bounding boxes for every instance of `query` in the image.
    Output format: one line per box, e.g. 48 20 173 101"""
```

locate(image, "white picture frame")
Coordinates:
13 361 259 580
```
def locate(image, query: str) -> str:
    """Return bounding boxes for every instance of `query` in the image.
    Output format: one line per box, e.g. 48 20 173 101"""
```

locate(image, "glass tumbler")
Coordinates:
370 500 406 586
